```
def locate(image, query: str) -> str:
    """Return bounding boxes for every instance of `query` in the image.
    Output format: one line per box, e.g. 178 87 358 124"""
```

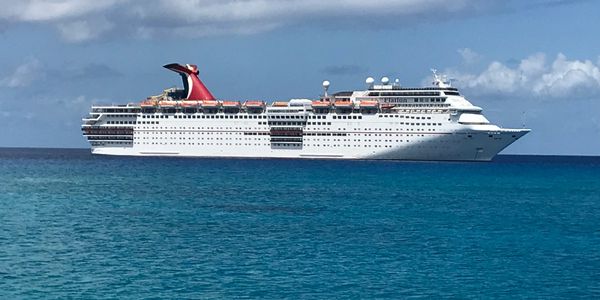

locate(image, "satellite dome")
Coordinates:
366 77 375 85
381 77 390 85
322 80 330 88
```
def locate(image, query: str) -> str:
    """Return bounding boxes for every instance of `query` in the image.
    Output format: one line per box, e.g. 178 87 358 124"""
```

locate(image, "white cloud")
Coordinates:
144 0 473 22
457 48 483 65
448 53 600 98
131 0 486 39
1 58 43 88
0 1 589 43
534 53 600 96
0 0 120 22
0 0 499 42
56 17 114 42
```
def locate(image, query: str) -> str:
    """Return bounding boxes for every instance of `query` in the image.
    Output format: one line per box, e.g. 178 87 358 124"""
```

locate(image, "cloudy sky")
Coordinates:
1 0 599 155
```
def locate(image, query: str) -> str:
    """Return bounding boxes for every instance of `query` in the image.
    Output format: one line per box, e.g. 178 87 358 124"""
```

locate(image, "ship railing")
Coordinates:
82 114 101 121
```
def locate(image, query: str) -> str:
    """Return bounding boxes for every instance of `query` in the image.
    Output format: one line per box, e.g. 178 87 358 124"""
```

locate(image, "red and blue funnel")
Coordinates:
163 63 215 100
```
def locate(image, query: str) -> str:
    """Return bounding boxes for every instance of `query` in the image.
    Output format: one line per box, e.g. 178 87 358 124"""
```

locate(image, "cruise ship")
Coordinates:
81 63 529 161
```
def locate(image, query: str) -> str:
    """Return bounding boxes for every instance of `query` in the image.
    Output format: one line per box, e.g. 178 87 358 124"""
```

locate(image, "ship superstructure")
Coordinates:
82 64 529 161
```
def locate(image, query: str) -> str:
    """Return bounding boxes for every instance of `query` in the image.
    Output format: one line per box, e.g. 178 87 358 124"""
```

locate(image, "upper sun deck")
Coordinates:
87 67 480 115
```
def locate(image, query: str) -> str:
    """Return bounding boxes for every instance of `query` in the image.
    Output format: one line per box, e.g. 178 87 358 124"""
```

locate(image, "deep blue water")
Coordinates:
1 148 599 299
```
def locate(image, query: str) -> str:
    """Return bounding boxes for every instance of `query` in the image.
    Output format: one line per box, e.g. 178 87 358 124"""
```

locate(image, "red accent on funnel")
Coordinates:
163 63 215 100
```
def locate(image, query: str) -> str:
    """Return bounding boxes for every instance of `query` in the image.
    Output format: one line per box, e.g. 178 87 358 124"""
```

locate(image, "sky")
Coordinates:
0 0 599 155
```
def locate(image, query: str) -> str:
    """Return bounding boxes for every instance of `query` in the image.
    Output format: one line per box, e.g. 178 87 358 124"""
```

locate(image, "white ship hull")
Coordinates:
88 113 528 161
91 134 523 161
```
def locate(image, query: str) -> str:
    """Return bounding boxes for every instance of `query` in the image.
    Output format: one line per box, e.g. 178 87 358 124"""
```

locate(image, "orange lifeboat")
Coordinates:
244 100 265 114
180 101 201 107
244 100 265 107
201 100 220 107
181 100 200 113
222 101 241 113
272 101 289 107
333 100 353 108
158 100 178 107
222 101 241 107
311 101 331 107
140 99 156 107
359 100 379 108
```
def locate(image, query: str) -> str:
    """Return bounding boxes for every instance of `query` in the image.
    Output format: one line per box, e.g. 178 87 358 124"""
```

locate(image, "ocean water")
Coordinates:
0 148 599 299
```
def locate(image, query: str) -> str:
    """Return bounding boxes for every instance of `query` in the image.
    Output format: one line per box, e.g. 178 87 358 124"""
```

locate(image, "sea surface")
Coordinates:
0 148 599 299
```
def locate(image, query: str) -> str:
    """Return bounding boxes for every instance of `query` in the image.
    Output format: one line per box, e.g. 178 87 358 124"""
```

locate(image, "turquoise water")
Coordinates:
1 148 599 298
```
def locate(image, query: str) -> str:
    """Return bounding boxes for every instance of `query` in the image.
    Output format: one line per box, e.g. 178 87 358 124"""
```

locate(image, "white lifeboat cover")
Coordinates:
289 99 313 107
